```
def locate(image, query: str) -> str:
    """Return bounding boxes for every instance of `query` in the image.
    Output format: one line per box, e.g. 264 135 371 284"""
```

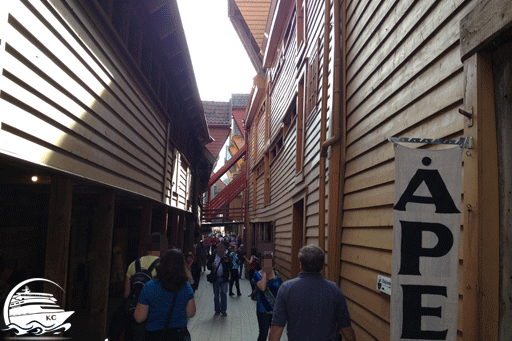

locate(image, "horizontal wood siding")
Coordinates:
0 0 170 201
269 27 297 143
245 0 330 279
340 0 473 339
268 121 297 280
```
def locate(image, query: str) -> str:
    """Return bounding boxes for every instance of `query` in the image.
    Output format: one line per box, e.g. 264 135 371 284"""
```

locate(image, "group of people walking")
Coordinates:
108 231 356 341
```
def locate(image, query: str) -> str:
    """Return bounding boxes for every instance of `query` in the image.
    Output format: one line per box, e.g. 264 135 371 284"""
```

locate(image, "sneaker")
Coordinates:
221 312 227 316
229 293 234 296
215 311 221 315
237 293 242 296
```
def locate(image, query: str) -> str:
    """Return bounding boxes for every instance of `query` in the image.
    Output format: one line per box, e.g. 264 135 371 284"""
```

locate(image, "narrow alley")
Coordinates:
187 272 288 341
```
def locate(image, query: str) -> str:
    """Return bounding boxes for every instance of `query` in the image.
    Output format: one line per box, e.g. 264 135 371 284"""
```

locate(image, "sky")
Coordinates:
176 0 256 102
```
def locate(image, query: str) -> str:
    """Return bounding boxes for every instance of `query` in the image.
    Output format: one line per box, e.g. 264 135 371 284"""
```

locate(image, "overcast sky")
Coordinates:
176 0 255 102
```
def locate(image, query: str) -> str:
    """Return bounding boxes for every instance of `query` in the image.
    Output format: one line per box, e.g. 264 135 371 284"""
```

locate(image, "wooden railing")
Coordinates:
202 207 245 223
203 168 246 222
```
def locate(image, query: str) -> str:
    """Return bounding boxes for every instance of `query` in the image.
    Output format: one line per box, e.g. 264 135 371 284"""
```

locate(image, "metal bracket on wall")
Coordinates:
388 136 474 149
459 107 473 127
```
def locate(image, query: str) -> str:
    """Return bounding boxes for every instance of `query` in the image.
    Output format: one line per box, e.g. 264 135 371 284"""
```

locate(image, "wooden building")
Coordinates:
202 94 249 236
0 0 213 339
230 0 511 339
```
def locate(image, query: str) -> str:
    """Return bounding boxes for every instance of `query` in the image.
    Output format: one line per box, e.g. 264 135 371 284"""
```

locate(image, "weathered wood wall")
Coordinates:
340 0 475 339
246 0 332 280
0 0 197 210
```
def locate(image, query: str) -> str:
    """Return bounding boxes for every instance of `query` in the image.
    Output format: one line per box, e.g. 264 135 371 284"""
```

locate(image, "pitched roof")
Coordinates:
231 94 250 108
206 127 231 159
203 101 231 126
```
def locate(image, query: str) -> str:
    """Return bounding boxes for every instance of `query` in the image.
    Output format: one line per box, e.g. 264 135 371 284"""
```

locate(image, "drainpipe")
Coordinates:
321 0 341 157
245 127 251 257
318 0 331 258
324 0 344 283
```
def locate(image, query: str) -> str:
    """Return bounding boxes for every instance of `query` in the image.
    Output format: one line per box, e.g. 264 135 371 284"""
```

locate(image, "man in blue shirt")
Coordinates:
268 245 356 341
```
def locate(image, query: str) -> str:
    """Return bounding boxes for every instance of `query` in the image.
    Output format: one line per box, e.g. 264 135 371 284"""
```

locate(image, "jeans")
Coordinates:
239 262 244 278
213 278 227 313
256 312 273 341
229 269 241 295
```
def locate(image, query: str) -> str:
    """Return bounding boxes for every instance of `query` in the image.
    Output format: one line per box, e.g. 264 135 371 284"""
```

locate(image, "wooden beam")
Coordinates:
493 39 512 341
90 189 115 340
156 205 168 235
462 52 500 340
44 174 73 308
460 0 512 61
177 212 185 250
168 209 179 248
208 144 247 187
139 201 153 257
262 0 294 68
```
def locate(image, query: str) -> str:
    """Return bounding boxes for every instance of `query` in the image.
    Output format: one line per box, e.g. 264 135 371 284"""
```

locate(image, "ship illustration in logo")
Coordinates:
2 278 74 335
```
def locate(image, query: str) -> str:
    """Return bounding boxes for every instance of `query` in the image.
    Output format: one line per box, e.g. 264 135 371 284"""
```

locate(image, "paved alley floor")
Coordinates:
188 272 288 341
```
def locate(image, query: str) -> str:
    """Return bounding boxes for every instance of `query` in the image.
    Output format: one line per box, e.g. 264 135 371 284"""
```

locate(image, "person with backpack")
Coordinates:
206 242 232 316
134 249 195 340
254 252 282 341
108 232 168 341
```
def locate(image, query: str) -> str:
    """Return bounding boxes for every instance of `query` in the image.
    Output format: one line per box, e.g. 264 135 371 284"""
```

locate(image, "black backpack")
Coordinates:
125 257 159 315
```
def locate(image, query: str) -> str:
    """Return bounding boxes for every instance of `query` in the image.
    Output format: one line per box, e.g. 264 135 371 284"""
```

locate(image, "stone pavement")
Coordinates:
188 272 288 341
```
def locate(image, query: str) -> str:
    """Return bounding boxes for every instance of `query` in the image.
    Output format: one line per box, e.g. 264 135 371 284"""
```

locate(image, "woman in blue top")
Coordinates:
254 252 283 341
134 249 196 340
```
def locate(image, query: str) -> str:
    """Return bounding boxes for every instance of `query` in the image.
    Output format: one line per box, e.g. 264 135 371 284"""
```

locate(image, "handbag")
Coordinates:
250 281 258 300
160 285 191 341
206 272 217 283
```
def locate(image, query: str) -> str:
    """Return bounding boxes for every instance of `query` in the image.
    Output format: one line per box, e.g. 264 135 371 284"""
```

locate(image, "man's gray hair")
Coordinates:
298 244 325 272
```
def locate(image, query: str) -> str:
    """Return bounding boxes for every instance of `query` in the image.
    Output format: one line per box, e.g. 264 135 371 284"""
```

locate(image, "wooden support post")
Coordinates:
139 201 152 257
90 189 115 340
462 53 500 340
44 174 73 307
156 205 168 235
168 209 179 248
177 212 185 250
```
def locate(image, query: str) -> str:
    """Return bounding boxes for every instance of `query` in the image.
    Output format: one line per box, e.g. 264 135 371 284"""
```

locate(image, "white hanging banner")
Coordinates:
391 144 462 341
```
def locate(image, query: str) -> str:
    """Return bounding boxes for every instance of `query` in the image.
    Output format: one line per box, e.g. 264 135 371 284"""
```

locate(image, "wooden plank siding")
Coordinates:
340 0 474 339
238 0 506 338
0 0 201 210
244 0 334 281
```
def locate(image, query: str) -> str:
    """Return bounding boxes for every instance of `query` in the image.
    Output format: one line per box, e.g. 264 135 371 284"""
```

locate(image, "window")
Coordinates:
258 222 274 242
256 162 264 177
283 97 297 137
306 39 321 117
269 135 283 164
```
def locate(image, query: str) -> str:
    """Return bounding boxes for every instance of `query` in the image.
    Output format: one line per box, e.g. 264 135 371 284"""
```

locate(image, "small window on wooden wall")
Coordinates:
269 135 283 164
255 161 264 177
306 39 321 117
283 96 297 137
258 222 274 242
